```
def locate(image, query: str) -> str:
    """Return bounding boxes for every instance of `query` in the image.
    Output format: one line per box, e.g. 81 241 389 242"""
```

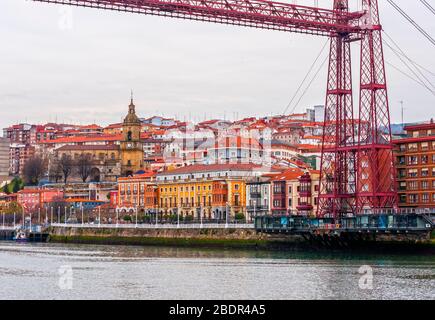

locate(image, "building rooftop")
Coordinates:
56 145 120 151
158 163 266 176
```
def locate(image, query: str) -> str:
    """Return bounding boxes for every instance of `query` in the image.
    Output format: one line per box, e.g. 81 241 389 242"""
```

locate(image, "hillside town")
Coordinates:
0 98 433 224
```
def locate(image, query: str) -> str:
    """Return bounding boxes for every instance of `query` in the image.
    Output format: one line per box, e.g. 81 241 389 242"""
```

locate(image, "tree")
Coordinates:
49 159 63 183
4 201 23 215
12 179 22 193
59 154 74 184
23 156 46 186
2 178 24 194
76 154 92 183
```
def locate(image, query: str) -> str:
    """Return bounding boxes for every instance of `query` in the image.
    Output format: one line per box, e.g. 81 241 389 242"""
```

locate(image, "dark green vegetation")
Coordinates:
2 177 24 194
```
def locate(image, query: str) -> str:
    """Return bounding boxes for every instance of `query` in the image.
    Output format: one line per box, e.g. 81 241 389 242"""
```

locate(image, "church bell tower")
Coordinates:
120 96 144 176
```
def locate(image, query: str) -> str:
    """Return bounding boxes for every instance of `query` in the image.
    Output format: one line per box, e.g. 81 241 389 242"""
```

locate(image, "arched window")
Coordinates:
127 131 132 141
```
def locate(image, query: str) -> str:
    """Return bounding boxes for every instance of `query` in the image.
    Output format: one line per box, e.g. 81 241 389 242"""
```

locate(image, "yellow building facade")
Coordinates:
158 179 246 219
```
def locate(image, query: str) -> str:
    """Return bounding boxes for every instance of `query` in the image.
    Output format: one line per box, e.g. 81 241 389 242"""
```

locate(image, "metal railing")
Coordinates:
51 223 255 229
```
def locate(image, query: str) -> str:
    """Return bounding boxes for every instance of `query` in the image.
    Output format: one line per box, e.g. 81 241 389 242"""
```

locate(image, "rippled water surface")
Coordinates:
0 242 433 300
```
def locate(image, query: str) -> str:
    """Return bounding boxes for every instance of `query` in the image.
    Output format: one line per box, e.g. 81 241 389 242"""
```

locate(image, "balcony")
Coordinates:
296 204 313 211
299 191 312 197
246 205 269 212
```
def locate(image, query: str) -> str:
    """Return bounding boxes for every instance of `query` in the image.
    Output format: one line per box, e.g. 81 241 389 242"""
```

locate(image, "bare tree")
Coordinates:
76 154 93 182
23 156 46 186
59 154 74 184
49 159 63 183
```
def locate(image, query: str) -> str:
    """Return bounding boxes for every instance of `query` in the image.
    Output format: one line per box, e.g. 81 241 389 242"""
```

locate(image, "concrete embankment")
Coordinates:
48 226 435 251
48 226 304 249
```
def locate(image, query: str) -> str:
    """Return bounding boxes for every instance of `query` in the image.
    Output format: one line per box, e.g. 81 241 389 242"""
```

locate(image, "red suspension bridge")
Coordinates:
29 0 398 219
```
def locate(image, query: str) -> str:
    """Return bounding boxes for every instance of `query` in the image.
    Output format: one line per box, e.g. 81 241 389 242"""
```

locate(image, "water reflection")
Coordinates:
0 242 433 300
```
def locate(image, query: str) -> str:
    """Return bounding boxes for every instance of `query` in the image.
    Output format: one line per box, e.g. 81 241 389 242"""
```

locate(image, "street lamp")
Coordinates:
253 200 256 224
225 202 229 228
200 205 203 229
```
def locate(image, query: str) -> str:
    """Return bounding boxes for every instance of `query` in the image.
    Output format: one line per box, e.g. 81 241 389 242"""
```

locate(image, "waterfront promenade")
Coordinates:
50 223 254 229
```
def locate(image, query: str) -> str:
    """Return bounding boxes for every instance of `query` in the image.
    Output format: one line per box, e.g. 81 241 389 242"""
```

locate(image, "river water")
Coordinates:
0 242 433 300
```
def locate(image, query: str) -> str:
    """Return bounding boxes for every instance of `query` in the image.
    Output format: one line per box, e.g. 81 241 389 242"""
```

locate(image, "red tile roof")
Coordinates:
57 145 120 151
39 134 121 144
158 163 264 176
404 121 435 131
272 168 304 181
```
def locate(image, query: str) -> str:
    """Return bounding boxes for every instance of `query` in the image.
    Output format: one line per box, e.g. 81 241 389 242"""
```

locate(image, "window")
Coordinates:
408 156 418 165
409 194 418 204
408 181 418 190
421 168 429 177
408 169 418 178
422 181 429 190
420 155 429 165
422 194 429 203
399 195 407 203
288 198 292 207
421 142 429 151
408 143 418 151
288 186 292 194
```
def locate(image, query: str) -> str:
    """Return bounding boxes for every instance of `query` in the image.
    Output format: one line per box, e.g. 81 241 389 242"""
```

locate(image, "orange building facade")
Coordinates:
117 173 158 213
395 121 435 208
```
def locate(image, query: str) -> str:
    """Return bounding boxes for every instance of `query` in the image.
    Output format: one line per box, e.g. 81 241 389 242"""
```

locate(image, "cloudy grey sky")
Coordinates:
0 0 434 129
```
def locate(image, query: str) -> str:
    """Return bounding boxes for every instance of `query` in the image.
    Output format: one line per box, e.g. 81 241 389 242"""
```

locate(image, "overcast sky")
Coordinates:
0 0 434 129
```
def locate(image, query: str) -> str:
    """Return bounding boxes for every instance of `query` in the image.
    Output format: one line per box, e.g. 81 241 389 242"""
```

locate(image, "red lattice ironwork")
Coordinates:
317 0 357 218
30 0 398 217
356 0 398 213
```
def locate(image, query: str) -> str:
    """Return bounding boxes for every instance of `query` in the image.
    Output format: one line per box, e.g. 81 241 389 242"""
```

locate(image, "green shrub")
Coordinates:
235 213 245 221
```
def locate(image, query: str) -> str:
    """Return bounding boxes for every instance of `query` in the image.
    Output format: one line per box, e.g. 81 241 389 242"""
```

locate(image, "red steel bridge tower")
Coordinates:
30 0 398 218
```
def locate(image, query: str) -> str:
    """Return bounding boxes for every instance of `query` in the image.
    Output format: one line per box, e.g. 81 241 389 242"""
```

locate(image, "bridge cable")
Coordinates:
289 53 329 115
420 0 435 15
283 39 328 115
385 61 435 95
384 31 435 80
383 38 435 95
386 0 435 47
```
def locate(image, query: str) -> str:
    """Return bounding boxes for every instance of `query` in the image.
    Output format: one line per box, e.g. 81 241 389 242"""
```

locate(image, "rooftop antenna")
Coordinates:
399 100 405 129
